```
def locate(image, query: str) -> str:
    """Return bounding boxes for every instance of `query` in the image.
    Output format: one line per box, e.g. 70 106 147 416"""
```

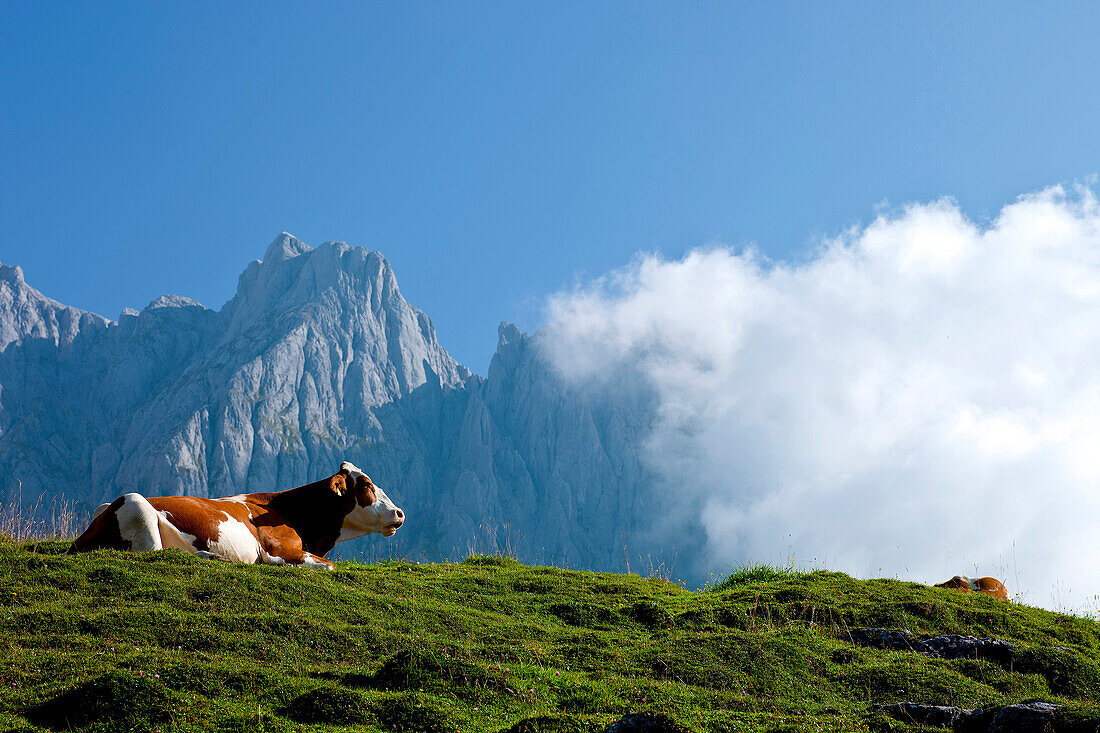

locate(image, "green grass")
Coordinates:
712 562 807 590
1 541 1099 732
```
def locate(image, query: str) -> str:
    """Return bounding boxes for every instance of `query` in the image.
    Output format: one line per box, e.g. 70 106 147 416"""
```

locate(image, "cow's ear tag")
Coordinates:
329 470 350 496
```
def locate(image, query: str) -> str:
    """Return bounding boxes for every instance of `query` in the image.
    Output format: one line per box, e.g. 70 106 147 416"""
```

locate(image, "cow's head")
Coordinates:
330 461 405 537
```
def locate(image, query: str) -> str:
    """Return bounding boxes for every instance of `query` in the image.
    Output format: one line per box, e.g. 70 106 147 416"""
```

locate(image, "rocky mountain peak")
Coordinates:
146 294 208 311
0 265 108 352
0 263 25 286
263 232 313 264
219 237 466 392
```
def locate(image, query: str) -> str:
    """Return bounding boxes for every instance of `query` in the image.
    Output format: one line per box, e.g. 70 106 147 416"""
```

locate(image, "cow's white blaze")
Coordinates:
208 514 261 563
116 494 163 551
337 461 404 541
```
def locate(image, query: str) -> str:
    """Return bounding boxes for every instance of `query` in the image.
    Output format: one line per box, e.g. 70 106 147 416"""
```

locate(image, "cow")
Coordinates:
934 575 1010 602
68 461 403 569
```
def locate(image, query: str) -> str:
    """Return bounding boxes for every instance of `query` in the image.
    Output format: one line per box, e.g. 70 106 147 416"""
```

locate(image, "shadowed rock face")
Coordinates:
872 701 1060 733
846 627 1015 666
0 235 690 572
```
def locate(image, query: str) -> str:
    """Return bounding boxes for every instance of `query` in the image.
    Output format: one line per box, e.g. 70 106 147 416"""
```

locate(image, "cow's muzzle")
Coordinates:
382 508 404 536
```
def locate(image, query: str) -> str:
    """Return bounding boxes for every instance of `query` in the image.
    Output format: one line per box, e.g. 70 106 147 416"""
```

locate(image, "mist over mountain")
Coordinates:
0 234 686 573
539 186 1100 613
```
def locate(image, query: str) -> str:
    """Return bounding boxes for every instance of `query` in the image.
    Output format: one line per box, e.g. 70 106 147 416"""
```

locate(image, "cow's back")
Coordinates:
973 577 1010 601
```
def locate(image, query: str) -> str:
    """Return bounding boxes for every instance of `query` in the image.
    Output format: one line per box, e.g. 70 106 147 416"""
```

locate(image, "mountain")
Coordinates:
0 235 692 573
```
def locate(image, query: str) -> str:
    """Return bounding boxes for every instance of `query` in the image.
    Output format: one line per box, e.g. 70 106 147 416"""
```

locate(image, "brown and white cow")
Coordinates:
934 575 1010 602
69 462 403 569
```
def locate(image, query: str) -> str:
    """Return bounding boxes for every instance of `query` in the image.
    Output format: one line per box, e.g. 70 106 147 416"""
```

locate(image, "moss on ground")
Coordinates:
0 539 1098 731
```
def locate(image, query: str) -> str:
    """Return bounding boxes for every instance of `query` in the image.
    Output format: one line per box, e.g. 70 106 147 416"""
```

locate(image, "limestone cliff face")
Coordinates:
0 236 684 570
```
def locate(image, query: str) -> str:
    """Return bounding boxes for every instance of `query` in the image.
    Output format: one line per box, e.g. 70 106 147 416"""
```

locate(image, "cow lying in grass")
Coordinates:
934 575 1010 602
69 462 403 569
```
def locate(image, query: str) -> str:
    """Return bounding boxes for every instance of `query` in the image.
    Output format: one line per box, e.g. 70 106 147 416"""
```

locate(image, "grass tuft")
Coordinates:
27 670 173 732
281 686 370 724
712 562 810 590
373 692 454 733
369 649 502 693
623 599 673 628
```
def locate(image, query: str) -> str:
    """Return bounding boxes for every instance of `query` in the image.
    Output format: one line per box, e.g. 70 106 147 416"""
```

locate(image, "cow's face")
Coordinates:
334 461 404 537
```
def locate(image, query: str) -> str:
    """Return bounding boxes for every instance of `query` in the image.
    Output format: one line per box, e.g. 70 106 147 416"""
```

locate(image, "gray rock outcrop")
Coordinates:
871 701 1061 732
845 628 1015 665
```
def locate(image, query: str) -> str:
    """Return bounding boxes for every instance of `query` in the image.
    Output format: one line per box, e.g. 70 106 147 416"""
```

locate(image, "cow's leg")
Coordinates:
257 546 333 570
300 553 335 570
114 494 164 552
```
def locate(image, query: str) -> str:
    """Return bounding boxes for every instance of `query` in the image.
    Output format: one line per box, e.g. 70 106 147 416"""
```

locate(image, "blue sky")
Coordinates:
3 2 1100 372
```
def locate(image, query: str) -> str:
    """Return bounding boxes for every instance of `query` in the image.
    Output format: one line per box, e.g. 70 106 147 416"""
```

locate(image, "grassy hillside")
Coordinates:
1 539 1099 733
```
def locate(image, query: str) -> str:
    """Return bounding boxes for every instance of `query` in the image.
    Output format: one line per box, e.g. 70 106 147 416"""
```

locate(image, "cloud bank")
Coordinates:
542 185 1100 612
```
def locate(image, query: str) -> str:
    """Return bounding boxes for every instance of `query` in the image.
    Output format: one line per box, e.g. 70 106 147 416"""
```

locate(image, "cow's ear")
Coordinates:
329 469 351 496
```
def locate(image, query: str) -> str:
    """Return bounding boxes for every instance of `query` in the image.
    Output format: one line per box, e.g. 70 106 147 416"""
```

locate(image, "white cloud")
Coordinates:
542 184 1100 613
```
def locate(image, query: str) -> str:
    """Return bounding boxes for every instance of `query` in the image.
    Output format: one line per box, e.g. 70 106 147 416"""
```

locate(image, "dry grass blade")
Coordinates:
0 480 87 541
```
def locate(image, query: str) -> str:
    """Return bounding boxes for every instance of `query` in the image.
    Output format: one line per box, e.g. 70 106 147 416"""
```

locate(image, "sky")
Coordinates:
5 3 1100 373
